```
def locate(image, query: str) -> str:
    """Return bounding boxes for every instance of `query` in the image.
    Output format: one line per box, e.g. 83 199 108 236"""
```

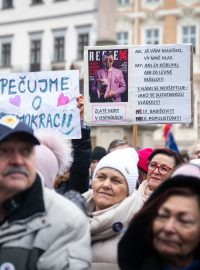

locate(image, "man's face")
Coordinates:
0 134 36 202
103 54 114 70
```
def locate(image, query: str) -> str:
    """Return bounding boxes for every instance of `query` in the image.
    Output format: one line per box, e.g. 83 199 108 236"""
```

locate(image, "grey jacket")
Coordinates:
0 176 91 270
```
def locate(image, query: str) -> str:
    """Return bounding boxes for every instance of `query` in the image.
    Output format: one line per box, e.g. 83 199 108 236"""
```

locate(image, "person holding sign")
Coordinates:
92 51 126 102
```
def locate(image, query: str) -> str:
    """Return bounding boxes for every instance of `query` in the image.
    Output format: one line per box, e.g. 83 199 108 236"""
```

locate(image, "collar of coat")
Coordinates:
2 174 45 223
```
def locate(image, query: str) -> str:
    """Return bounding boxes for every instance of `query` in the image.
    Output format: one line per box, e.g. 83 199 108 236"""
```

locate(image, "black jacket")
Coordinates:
56 127 92 194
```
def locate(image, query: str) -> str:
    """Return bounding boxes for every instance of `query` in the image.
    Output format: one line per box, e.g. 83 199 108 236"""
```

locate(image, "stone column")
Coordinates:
96 0 116 45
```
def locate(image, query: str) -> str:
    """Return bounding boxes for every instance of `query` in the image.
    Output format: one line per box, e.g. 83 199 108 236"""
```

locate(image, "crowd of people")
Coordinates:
0 97 200 270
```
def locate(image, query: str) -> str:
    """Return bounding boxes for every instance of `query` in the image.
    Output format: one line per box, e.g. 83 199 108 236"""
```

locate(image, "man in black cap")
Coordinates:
0 115 91 269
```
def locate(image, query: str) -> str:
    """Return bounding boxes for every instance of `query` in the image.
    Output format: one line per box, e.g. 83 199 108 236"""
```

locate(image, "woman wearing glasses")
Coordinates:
138 148 183 202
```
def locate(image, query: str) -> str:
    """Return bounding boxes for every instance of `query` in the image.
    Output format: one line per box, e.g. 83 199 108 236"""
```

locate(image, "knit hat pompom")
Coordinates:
35 130 73 188
92 147 139 194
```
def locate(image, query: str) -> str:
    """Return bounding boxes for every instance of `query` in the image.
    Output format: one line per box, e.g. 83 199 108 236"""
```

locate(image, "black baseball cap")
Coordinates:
0 115 40 145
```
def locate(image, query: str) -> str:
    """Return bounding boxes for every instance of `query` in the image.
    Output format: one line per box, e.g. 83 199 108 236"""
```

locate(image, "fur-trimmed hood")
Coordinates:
35 130 73 189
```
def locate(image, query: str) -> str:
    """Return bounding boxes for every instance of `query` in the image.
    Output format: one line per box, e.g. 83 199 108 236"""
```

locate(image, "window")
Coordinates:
78 33 89 60
54 37 65 62
145 29 159 44
118 0 130 5
182 26 196 53
1 43 11 67
32 0 43 4
146 0 159 2
116 31 129 45
30 40 41 71
143 0 162 8
52 29 66 66
76 25 90 60
2 0 13 9
0 36 12 68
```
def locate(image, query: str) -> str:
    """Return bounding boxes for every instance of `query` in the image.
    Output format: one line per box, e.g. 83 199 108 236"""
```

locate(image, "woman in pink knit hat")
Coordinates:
137 148 153 186
138 148 183 202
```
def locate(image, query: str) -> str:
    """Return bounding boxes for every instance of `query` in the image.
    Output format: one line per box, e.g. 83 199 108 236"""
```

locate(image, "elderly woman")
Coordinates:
138 148 183 202
118 175 200 270
83 147 143 270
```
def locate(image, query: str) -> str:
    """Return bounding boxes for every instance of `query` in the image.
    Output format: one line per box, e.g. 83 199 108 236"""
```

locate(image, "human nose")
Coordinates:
153 166 160 174
10 150 24 165
163 218 176 233
101 178 111 188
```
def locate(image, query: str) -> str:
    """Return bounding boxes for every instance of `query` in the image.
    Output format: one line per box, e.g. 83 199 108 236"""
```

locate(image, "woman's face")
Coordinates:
92 168 128 211
153 195 200 260
147 154 175 191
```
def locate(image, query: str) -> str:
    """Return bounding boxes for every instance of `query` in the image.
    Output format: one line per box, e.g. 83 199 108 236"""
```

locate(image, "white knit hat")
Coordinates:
92 147 139 194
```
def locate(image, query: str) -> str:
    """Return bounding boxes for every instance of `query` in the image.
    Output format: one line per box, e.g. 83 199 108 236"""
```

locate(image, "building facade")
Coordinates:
0 0 199 152
0 0 97 75
115 0 200 152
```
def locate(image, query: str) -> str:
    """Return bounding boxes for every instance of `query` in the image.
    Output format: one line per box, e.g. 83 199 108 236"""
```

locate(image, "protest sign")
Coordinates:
84 44 192 126
0 70 81 138
133 44 192 124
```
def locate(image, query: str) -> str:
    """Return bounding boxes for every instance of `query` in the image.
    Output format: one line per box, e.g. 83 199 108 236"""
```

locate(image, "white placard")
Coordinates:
84 44 192 126
132 44 192 124
0 70 81 138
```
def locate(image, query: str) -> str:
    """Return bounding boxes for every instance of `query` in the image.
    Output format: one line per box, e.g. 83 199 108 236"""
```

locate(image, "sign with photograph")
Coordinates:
84 44 192 126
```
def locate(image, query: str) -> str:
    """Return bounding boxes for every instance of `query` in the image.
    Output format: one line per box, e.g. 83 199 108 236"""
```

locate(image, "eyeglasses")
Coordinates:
148 161 173 175
104 58 114 63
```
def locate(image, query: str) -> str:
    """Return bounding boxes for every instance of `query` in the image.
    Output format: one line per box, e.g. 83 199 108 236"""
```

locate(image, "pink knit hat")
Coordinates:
137 148 153 173
35 130 73 189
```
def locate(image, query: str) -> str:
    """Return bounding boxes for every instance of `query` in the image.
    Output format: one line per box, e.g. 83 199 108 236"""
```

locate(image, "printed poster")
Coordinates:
0 70 81 138
84 46 134 125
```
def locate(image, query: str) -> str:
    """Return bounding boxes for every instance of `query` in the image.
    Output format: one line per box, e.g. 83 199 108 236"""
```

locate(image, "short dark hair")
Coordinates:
102 51 114 61
107 139 129 153
148 148 184 168
104 51 113 57
91 146 107 161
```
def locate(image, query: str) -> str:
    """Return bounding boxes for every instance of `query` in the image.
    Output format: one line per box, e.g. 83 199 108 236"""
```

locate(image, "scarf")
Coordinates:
138 179 153 202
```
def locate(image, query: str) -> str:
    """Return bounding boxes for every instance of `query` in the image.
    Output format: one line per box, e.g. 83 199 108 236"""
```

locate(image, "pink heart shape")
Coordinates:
9 95 21 107
57 93 69 107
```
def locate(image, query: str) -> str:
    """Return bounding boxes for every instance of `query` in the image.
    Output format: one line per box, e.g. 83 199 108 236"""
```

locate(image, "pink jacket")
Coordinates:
92 67 126 102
